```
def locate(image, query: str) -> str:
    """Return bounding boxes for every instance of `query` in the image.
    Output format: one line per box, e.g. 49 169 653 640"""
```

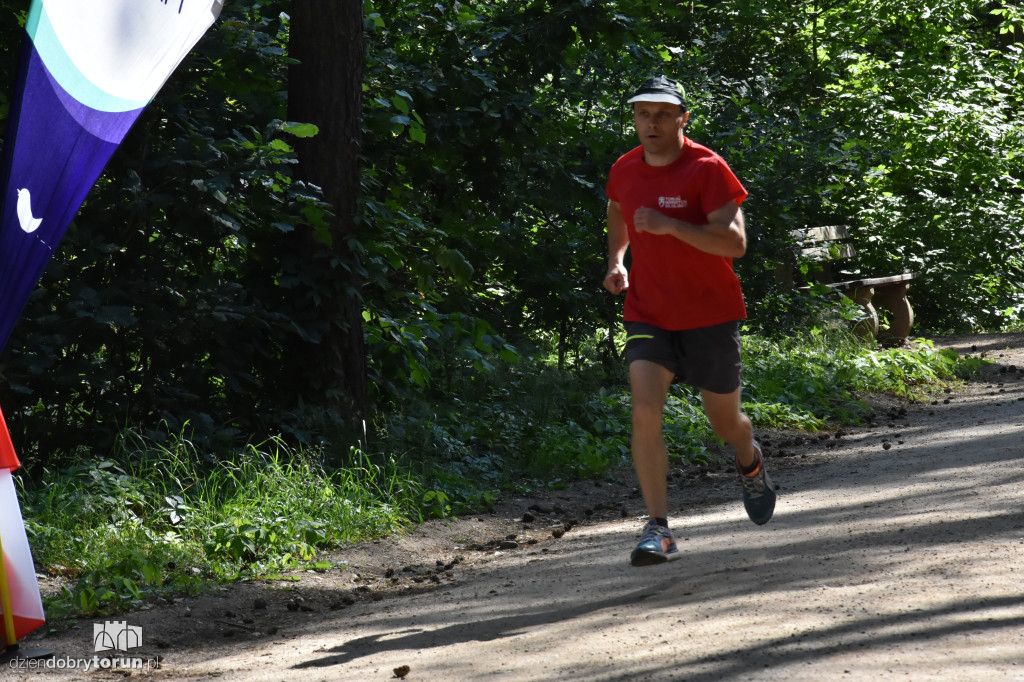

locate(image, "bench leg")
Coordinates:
872 282 914 343
843 285 878 339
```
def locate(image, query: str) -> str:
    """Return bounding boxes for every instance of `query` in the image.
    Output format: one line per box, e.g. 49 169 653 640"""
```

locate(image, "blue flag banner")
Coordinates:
0 0 224 353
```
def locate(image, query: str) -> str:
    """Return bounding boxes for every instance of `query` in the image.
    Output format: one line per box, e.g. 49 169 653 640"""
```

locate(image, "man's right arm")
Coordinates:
604 199 629 295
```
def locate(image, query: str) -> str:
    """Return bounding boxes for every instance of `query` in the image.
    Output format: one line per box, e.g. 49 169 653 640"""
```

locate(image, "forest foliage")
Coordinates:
0 0 1021 465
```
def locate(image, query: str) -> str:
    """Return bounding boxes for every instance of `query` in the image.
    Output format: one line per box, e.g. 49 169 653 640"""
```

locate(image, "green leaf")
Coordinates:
409 120 427 144
390 95 410 114
281 121 319 138
436 248 474 283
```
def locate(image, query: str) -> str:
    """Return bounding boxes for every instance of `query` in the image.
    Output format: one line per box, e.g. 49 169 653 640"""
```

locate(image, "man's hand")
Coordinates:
603 264 629 295
633 201 746 257
633 207 676 236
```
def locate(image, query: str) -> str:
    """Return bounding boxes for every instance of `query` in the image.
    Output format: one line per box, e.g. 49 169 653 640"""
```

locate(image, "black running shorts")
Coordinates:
623 320 742 394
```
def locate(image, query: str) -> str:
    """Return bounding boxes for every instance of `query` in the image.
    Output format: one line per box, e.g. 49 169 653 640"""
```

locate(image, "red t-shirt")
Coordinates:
605 139 749 331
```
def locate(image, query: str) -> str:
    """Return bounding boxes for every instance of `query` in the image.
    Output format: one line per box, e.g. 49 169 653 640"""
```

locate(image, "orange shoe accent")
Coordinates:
740 444 763 477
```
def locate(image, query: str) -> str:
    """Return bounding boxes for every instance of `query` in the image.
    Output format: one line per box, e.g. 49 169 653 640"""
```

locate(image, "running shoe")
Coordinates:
630 519 679 566
739 440 776 525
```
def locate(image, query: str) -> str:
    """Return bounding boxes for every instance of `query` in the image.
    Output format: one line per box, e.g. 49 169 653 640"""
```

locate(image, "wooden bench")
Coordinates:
776 225 918 343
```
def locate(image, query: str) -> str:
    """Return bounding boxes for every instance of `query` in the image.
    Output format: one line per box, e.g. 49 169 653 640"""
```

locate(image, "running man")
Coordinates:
603 75 776 567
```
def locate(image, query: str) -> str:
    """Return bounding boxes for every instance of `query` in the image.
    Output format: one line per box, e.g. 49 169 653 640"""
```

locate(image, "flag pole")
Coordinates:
0 481 54 663
0 530 18 651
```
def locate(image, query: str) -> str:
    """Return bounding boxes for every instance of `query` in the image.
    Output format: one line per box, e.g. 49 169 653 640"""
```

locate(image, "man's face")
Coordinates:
632 101 689 155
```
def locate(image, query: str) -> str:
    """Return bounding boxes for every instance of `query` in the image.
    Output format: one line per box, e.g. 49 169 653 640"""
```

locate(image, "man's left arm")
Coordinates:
633 200 746 258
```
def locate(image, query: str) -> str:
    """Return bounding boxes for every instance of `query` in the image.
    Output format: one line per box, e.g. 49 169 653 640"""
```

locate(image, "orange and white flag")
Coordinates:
0 405 44 643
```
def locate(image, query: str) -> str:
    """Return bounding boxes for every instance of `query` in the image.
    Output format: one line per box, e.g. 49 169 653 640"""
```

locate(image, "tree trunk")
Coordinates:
287 2 367 417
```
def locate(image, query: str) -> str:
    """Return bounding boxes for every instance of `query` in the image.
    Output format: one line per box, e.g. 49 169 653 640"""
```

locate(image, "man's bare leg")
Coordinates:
629 360 675 520
701 387 755 468
703 386 776 525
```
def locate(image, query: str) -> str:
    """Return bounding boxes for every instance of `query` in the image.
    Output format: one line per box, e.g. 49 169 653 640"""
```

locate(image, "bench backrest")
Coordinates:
788 224 855 285
777 224 918 293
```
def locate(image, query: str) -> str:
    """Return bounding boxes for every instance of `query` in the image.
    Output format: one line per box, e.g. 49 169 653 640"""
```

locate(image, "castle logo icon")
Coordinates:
93 621 143 652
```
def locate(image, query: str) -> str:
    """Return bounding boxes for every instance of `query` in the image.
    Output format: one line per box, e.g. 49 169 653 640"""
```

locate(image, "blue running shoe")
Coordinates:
630 519 680 567
739 440 776 525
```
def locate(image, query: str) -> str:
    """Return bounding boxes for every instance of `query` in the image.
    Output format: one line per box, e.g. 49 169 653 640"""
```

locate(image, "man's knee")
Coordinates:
632 401 664 432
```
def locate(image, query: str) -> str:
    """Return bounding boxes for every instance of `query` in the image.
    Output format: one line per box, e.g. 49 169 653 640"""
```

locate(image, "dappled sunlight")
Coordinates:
267 399 1024 680
265 465 1023 678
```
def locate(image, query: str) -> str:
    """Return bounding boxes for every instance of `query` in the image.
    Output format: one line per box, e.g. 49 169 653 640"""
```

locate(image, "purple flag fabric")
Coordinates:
0 0 224 353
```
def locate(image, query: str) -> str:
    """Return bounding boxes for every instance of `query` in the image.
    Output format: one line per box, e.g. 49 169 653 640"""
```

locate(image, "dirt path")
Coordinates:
9 334 1024 681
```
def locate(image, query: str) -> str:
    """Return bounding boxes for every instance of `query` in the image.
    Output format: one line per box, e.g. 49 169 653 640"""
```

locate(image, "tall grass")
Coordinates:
20 435 420 622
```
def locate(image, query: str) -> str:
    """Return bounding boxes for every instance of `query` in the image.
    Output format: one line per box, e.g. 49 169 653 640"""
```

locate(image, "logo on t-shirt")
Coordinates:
658 196 687 209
